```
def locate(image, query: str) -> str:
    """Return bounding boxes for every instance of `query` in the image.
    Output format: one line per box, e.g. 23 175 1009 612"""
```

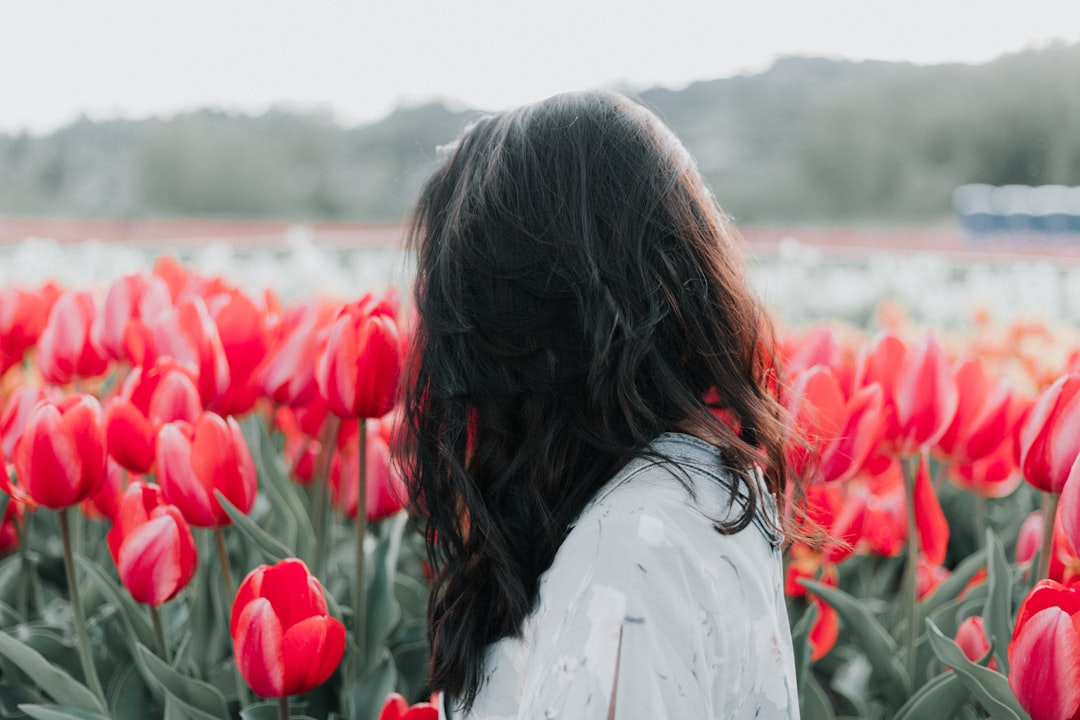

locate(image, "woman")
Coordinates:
402 90 799 719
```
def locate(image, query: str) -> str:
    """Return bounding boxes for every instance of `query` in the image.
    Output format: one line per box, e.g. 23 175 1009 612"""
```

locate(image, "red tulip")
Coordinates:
317 299 403 419
106 360 202 473
379 692 439 720
955 616 994 669
858 457 907 557
912 454 950 566
891 334 958 455
854 332 906 446
1057 457 1080 561
2 395 106 509
936 357 1012 464
36 291 110 385
947 442 1022 499
81 458 130 521
93 273 171 365
1008 579 1080 720
156 412 257 528
207 288 271 416
107 481 197 605
1 386 57 460
151 297 230 406
230 559 345 698
330 416 405 522
0 286 54 377
0 497 25 556
916 557 950 600
805 596 837 662
788 366 884 484
260 303 334 407
1020 373 1080 494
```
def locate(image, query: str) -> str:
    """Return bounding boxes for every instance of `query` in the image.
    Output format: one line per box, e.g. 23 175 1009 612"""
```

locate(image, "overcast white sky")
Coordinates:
4 0 1079 134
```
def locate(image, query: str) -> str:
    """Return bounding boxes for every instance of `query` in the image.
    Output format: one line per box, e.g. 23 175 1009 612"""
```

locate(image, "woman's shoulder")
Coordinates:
567 432 783 553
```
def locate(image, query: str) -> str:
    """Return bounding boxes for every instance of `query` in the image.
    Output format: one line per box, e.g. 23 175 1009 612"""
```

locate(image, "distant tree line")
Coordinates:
2 42 1078 225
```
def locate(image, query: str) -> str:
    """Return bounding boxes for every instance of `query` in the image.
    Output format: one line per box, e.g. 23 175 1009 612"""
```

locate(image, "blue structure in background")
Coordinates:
954 184 1080 241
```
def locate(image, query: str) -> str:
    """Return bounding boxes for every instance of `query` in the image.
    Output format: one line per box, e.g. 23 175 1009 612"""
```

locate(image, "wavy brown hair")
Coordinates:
401 90 793 710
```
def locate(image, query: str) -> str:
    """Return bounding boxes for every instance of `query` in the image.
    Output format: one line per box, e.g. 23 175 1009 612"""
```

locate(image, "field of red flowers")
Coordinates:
2 247 1080 719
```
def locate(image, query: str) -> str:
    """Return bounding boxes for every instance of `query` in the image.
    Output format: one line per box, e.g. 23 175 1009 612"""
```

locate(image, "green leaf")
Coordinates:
801 674 837 720
365 514 406 670
917 548 986 627
0 683 45 715
215 491 291 564
925 620 1029 720
800 579 910 706
133 643 230 720
75 556 157 652
346 652 396 720
239 702 317 720
982 528 1013 676
894 671 971 720
242 416 317 566
789 602 816 703
107 662 154 720
0 631 105 714
18 705 112 720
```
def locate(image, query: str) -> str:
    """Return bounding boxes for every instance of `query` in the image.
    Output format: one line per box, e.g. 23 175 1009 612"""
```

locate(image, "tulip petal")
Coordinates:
914 455 949 566
14 405 82 509
258 559 328 632
1060 457 1080 556
281 615 346 696
234 598 285 698
1008 606 1080 720
116 514 189 605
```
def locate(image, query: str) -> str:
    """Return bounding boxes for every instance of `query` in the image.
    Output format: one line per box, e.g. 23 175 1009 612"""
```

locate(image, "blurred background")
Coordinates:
3 0 1080 325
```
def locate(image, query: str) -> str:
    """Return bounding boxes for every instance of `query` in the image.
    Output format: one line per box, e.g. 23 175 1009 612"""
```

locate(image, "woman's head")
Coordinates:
403 89 791 706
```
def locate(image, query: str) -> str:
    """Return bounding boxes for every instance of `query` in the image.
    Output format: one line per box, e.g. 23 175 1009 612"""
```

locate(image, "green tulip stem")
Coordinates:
974 494 987 544
14 510 32 621
1036 492 1060 581
278 695 290 720
150 604 171 663
213 528 250 707
901 454 921 685
58 507 107 705
215 528 236 599
312 415 342 580
354 417 368 674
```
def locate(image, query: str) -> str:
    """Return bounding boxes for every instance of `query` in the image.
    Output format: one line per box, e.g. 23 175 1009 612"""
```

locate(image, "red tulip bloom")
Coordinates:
955 616 994 669
106 360 202 473
913 454 950 566
936 357 1013 464
1009 579 1080 720
81 458 130 521
317 299 403 419
1020 373 1080 494
107 481 197 606
208 288 272 416
330 416 405 522
1057 456 1080 559
260 303 335 407
3 395 107 509
891 334 958 456
151 297 230 407
787 366 884 484
0 497 25 557
93 273 171 365
379 692 439 720
0 286 55 377
854 332 906 445
1 386 57 460
230 559 345 698
156 412 257 528
36 291 110 385
947 442 1022 499
857 457 907 557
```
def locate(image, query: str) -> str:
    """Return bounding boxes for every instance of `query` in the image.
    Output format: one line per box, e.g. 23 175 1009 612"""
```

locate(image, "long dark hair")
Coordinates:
402 89 792 709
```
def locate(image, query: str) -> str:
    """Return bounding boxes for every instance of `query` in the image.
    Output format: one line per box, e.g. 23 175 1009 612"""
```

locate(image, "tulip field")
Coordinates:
2 232 1080 720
